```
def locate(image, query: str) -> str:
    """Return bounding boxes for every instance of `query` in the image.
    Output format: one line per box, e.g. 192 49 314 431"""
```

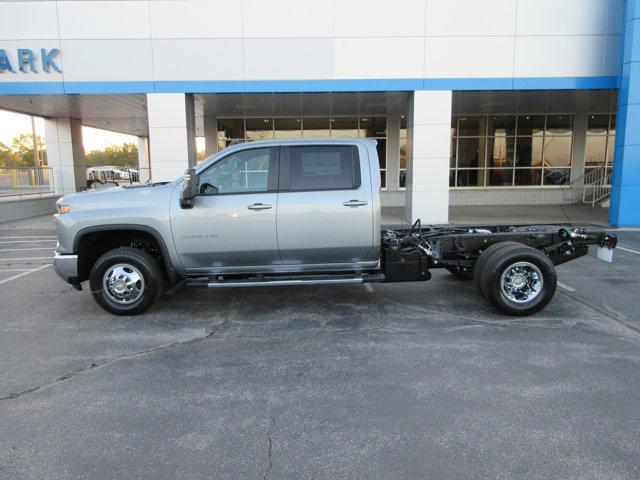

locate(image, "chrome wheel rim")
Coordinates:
499 261 543 304
103 263 145 305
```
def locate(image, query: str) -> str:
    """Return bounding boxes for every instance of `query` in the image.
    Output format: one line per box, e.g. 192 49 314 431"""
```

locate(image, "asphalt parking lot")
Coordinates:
1 216 640 479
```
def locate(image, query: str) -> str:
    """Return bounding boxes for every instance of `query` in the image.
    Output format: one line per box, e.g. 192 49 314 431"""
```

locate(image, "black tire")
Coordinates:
472 241 521 296
445 265 474 280
89 247 163 315
479 245 557 316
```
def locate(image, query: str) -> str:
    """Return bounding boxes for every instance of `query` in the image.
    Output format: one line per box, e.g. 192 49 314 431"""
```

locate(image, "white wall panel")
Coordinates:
334 37 424 79
427 0 516 37
60 40 153 81
244 38 334 80
58 1 150 39
152 39 243 81
514 36 606 77
243 0 333 38
335 0 426 37
0 2 59 40
150 0 242 38
426 37 515 78
516 0 608 36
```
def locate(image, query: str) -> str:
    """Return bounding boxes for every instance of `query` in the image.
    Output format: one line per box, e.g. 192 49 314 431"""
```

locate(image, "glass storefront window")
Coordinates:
487 135 515 168
515 136 543 167
302 117 330 137
514 169 542 186
488 169 513 186
487 116 516 136
585 135 607 166
458 116 486 136
516 115 544 136
542 136 572 167
545 115 573 135
456 169 483 187
543 169 571 185
330 117 358 138
359 117 386 138
217 118 244 140
274 117 301 138
585 113 616 175
245 118 274 140
451 114 575 187
457 137 484 169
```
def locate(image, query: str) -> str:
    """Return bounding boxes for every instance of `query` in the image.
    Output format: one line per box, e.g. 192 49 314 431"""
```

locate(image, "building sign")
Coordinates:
0 48 62 73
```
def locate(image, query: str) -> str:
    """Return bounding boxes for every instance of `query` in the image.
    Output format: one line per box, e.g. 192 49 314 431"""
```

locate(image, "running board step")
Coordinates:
186 273 385 288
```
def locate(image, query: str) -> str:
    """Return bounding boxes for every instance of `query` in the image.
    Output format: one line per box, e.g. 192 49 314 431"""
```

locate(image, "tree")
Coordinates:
85 143 138 168
10 133 46 167
0 140 14 167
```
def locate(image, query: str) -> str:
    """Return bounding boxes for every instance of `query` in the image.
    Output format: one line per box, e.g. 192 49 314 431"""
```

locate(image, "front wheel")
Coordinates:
478 245 557 316
89 247 163 315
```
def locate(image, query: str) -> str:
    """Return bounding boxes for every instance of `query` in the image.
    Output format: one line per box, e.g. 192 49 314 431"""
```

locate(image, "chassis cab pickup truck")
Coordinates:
53 139 617 316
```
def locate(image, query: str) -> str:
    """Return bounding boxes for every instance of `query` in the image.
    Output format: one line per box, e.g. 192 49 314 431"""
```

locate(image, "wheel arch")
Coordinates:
73 224 177 283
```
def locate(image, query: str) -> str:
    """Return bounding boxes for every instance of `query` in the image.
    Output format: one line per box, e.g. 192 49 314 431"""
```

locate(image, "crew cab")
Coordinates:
53 139 617 316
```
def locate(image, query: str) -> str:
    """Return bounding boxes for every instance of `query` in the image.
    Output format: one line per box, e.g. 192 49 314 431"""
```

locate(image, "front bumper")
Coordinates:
53 253 79 284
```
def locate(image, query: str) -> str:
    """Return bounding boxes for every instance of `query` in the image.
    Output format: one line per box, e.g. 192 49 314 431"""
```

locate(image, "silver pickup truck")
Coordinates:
53 139 617 316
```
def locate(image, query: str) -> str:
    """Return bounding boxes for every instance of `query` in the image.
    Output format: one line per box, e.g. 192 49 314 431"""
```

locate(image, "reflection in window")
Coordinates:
399 118 407 189
274 118 302 138
457 137 484 169
450 114 576 187
216 115 388 188
245 118 274 140
543 136 572 167
198 148 270 194
585 114 616 176
330 117 358 138
302 117 330 137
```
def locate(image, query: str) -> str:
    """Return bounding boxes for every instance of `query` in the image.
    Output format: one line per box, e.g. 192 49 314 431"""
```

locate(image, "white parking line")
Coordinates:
617 246 640 256
0 264 51 286
0 236 57 239
0 239 57 244
0 247 55 252
364 283 374 292
0 268 32 272
557 281 576 292
0 256 54 261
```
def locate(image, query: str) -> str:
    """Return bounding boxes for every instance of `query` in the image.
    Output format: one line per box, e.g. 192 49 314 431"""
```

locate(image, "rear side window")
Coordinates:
283 145 360 191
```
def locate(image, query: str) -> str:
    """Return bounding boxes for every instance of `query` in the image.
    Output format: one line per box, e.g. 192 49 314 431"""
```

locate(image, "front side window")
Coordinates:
198 148 270 195
285 145 359 191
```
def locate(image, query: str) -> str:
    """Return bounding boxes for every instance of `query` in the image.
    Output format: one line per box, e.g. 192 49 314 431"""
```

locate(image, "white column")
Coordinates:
147 93 197 182
44 117 86 196
571 113 588 187
137 136 150 170
204 116 218 158
405 91 452 224
385 114 400 191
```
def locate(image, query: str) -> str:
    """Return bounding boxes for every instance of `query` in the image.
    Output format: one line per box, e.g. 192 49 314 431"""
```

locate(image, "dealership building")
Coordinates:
0 0 638 226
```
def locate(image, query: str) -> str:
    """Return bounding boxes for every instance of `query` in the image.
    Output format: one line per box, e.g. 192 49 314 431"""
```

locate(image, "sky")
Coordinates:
0 109 138 151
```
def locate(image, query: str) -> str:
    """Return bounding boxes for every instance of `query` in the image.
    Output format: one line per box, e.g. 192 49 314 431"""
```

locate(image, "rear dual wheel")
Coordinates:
474 243 557 316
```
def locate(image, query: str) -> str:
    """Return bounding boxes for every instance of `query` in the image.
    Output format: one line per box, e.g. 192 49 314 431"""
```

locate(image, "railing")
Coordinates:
0 166 55 198
562 166 612 206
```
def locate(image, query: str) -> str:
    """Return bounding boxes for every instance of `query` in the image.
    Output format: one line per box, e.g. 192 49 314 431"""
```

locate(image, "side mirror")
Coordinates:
180 168 199 209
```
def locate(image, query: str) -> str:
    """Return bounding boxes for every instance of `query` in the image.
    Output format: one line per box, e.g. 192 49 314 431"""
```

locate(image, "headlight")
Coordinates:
57 204 71 214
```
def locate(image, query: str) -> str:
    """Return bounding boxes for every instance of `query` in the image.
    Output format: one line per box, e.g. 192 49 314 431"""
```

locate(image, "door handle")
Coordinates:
247 203 272 210
343 199 368 207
